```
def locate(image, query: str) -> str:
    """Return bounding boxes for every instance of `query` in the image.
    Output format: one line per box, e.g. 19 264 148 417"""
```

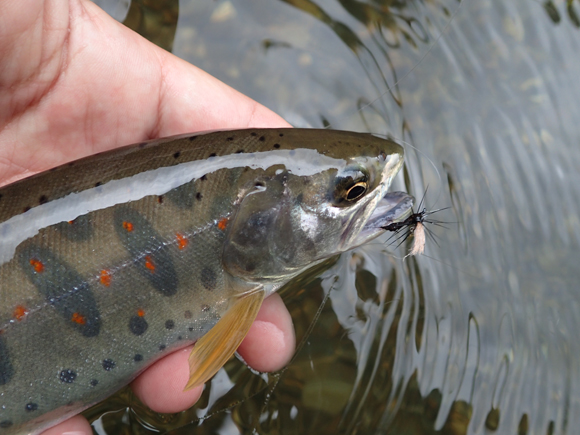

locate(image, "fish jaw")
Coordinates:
351 191 415 247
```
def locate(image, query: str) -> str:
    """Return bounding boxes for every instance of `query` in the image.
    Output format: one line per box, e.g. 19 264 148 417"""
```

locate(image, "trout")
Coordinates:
0 128 412 434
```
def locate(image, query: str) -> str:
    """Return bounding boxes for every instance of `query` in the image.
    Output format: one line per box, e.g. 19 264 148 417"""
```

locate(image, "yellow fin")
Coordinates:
184 287 265 390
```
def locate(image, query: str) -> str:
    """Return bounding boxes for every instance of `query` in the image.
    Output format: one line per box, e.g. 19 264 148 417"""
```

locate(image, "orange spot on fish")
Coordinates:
137 309 145 317
29 258 44 273
144 256 155 272
218 217 228 231
100 270 111 286
123 221 134 232
68 220 74 224
176 233 188 250
13 305 28 321
71 312 86 325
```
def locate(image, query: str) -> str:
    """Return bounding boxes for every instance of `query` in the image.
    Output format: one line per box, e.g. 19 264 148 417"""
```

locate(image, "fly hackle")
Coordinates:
382 193 451 257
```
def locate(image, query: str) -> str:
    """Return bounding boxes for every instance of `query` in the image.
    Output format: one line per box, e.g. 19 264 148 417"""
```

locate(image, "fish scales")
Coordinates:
0 128 410 434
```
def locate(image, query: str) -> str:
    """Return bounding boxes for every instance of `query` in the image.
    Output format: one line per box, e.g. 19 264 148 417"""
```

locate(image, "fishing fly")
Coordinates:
382 189 449 257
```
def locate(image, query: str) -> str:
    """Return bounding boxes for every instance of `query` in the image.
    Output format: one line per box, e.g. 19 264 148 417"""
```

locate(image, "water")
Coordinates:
88 0 580 433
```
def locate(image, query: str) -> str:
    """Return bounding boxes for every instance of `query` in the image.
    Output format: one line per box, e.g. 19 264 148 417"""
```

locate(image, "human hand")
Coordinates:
0 1 295 433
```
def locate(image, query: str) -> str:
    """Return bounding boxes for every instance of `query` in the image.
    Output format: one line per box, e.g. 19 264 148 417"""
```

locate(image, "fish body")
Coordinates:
0 128 410 434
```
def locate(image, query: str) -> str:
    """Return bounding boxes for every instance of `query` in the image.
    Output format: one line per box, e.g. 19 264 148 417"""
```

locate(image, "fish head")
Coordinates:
222 130 413 290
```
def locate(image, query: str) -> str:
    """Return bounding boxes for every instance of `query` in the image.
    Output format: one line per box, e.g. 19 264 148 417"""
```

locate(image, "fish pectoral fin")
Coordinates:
184 286 265 391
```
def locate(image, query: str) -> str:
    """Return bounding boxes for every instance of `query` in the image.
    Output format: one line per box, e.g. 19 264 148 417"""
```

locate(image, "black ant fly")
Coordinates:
382 188 449 256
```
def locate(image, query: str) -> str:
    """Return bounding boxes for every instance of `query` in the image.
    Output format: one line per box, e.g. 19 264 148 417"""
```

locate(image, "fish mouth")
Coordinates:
350 191 415 247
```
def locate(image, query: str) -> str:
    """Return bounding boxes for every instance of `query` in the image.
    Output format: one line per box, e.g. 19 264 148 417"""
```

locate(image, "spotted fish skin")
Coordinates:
0 129 406 434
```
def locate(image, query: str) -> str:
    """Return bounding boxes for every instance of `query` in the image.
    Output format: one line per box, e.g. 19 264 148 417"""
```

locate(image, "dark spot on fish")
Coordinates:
138 142 147 149
227 137 234 141
95 181 102 187
201 267 217 290
20 246 101 337
90 379 99 387
159 344 166 350
38 195 48 205
188 327 194 332
166 181 196 209
0 336 13 385
114 207 178 296
25 403 38 412
177 336 182 340
201 304 210 312
184 310 192 319
273 144 280 149
279 133 284 137
259 136 265 141
236 149 244 153
102 359 116 371
0 421 12 429
196 192 203 201
67 162 75 167
209 153 217 158
157 195 163 204
23 206 31 213
189 136 197 141
200 175 207 181
173 151 181 159
60 369 77 383
134 354 143 362
129 315 148 336
165 320 175 330
251 132 257 136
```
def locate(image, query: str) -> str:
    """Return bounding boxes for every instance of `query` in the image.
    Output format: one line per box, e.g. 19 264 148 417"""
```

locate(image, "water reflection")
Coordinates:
87 0 580 433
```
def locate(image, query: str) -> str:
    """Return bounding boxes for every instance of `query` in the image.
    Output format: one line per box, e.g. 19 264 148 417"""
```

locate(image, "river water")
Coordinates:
89 0 580 433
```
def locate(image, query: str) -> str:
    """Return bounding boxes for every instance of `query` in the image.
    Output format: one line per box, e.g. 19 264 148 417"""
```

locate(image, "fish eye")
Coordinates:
345 181 367 201
333 169 369 205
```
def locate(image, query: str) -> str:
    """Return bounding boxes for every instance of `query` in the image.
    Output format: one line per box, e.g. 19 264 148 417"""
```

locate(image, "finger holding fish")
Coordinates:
130 292 294 414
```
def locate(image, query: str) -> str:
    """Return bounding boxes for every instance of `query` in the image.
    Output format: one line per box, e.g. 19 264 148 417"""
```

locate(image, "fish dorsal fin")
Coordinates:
184 286 265 390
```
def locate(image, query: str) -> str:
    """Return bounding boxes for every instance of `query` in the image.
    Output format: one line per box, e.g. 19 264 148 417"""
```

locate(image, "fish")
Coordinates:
0 128 413 435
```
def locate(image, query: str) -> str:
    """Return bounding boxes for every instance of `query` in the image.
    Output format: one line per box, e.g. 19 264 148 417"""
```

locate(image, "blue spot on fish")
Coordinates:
129 315 148 336
25 403 38 412
102 359 116 371
59 369 77 383
113 207 178 297
19 245 101 337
